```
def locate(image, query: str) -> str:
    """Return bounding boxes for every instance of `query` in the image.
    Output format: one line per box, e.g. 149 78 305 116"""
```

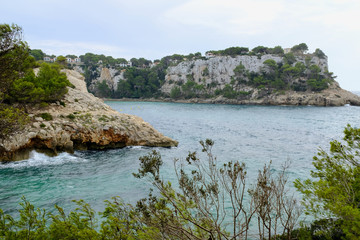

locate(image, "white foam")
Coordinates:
0 151 86 169
126 146 144 149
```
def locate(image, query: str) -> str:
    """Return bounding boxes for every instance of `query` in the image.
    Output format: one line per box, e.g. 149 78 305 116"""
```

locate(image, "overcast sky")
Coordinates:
3 0 360 90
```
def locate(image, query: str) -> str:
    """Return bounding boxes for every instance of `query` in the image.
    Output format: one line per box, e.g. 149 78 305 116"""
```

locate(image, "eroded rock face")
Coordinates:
0 69 178 161
161 54 360 106
89 67 125 93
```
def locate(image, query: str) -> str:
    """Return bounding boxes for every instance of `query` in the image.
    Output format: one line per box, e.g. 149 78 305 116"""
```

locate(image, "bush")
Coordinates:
295 125 360 238
0 105 29 138
38 112 53 121
170 86 181 99
9 63 71 103
307 78 330 91
67 114 76 120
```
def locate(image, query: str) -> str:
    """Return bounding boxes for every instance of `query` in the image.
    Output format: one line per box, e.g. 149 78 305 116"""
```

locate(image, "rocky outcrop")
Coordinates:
161 54 360 106
89 67 125 92
0 70 178 161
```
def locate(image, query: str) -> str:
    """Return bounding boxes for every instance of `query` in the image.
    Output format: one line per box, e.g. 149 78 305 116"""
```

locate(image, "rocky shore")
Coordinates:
107 81 360 107
0 70 178 161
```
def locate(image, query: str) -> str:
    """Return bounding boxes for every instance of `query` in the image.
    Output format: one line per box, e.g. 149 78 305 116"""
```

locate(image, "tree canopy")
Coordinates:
0 23 72 138
295 125 360 239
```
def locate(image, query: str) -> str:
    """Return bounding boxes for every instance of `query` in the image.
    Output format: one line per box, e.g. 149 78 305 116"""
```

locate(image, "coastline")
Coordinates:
102 89 360 107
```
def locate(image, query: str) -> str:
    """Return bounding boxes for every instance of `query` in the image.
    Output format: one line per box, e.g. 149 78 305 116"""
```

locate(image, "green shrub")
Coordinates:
170 86 181 99
98 115 109 122
39 102 48 108
307 78 330 91
38 112 53 121
67 114 76 120
9 63 71 103
0 105 29 138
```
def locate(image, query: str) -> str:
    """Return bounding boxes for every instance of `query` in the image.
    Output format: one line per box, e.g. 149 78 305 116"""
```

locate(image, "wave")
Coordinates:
0 151 86 169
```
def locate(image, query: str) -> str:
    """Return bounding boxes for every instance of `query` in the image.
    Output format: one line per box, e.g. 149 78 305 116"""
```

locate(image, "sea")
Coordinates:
1 101 360 221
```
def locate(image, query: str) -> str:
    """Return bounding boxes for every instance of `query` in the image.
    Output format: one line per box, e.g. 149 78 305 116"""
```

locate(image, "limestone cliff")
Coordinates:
0 70 178 161
89 67 125 93
161 54 360 106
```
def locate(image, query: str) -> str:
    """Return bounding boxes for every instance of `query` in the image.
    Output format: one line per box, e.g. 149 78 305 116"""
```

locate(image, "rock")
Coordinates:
161 54 360 106
0 70 178 161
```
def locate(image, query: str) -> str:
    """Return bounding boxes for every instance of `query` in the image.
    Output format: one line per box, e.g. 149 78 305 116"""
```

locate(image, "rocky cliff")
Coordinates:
161 54 360 106
89 67 125 93
0 70 178 161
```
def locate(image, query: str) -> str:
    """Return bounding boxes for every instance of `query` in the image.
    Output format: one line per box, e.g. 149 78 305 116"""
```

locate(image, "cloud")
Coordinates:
281 0 360 32
162 0 285 35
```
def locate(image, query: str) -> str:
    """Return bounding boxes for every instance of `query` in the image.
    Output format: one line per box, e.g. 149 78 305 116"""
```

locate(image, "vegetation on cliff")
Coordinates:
1 126 360 239
67 42 336 101
0 24 72 139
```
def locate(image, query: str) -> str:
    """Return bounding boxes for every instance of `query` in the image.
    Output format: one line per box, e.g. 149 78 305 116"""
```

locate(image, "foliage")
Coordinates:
0 105 29 138
5 129 360 239
283 52 296 65
180 80 205 98
37 112 53 121
29 49 45 61
206 47 249 57
96 80 113 98
202 66 209 76
114 67 162 98
67 114 76 120
9 63 71 103
251 46 269 55
133 140 301 240
295 125 360 239
270 46 284 55
55 55 67 67
215 84 250 99
0 23 34 103
314 48 326 59
291 43 309 54
170 86 182 99
80 52 128 67
65 54 77 59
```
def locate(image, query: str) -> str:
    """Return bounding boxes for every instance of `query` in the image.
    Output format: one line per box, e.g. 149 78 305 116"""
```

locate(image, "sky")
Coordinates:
3 0 360 90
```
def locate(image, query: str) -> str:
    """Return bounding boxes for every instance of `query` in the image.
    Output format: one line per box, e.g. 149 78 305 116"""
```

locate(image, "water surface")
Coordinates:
1 102 359 216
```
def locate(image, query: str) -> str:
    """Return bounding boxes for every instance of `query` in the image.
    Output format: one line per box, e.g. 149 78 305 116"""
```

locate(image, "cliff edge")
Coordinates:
0 70 178 161
161 54 360 106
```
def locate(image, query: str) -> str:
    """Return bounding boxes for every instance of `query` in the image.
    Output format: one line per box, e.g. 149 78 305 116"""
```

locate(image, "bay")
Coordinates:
1 101 360 216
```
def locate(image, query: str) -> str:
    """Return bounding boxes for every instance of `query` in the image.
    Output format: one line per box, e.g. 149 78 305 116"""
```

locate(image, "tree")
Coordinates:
314 48 326 59
295 125 360 239
96 80 112 98
9 63 72 103
55 55 67 67
0 24 33 138
223 47 249 56
65 54 77 59
291 43 308 54
0 105 29 138
270 46 284 55
0 24 31 103
134 140 301 240
170 86 181 99
252 46 269 55
283 52 296 65
233 62 247 82
30 49 45 61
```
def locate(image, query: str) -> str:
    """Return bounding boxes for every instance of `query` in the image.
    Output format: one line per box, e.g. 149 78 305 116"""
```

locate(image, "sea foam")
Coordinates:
0 151 85 169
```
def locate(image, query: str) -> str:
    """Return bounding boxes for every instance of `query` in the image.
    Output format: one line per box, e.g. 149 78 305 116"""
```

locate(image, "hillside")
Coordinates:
78 45 360 106
0 69 178 161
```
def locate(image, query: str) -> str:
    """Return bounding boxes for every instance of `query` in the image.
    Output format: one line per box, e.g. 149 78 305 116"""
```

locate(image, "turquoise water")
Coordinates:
1 102 360 216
